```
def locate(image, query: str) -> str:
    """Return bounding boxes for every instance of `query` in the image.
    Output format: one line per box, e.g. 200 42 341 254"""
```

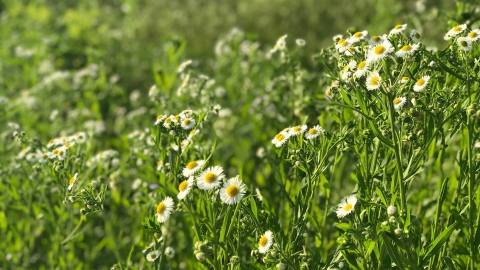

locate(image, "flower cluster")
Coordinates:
271 124 323 147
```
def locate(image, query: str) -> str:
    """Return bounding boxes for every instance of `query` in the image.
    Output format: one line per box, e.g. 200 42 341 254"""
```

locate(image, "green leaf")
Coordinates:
382 234 407 269
375 187 387 206
334 223 353 231
249 196 258 221
423 221 460 262
442 256 457 270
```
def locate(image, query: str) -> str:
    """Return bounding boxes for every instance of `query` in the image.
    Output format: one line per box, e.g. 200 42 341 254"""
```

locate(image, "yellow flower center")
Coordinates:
42 155 48 160
453 26 462 32
374 45 386 55
402 76 408 81
186 161 198 169
344 203 353 211
69 176 75 185
53 149 58 154
326 89 332 96
48 139 54 144
337 39 345 45
371 76 380 86
358 61 366 70
353 32 362 38
341 40 349 47
183 119 191 125
156 202 166 214
308 128 317 135
179 180 188 191
414 32 421 39
372 36 380 42
393 98 402 105
157 161 162 166
293 126 301 132
165 118 171 123
394 24 403 29
460 40 468 47
416 78 425 86
226 185 239 197
275 133 285 141
58 150 64 156
150 254 157 259
204 172 217 183
401 45 412 51
157 115 163 120
174 115 180 121
469 32 477 38
259 235 268 247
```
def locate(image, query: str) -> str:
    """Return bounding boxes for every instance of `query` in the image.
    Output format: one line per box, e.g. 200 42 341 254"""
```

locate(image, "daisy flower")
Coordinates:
325 87 334 100
410 29 422 43
393 97 407 110
395 44 419 57
25 153 38 162
155 197 175 223
271 34 288 53
182 160 205 177
146 250 160 262
258 230 274 254
154 115 167 125
445 24 466 40
255 188 263 201
56 147 68 161
177 177 194 200
68 173 78 190
336 195 357 218
457 37 472 51
367 41 393 63
181 117 196 130
331 80 340 88
365 71 382 90
467 29 480 42
164 247 175 258
337 39 352 53
332 34 343 42
170 115 181 124
142 242 155 253
399 76 409 84
197 166 225 190
219 176 246 205
289 125 307 136
349 31 368 43
295 39 306 47
354 61 368 78
413 76 430 92
305 125 323 140
38 153 50 163
156 160 163 171
271 131 290 148
163 117 173 129
367 35 386 46
389 24 407 36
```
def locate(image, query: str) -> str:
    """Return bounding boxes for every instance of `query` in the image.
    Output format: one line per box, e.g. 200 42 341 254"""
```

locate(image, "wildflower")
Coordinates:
365 71 382 90
154 115 167 125
181 117 196 130
55 147 68 161
182 160 205 177
336 39 352 53
345 46 358 56
163 117 173 129
336 195 357 218
295 39 306 46
255 188 263 201
177 60 192 73
395 44 420 57
142 242 155 253
68 173 78 190
146 250 160 262
350 31 368 43
164 247 175 258
305 125 323 140
332 34 343 42
331 80 340 88
387 206 397 216
289 125 307 136
467 29 480 42
26 153 38 162
445 24 466 40
389 24 407 35
410 29 422 43
393 97 407 110
38 153 50 163
219 176 246 205
367 41 393 63
413 76 430 92
197 166 225 190
271 131 290 148
155 197 175 223
457 37 472 52
148 85 159 98
17 146 31 159
367 35 386 46
354 61 368 78
258 230 274 254
475 142 480 148
156 160 163 171
325 87 334 100
271 35 288 53
399 76 409 84
170 115 181 124
178 177 195 200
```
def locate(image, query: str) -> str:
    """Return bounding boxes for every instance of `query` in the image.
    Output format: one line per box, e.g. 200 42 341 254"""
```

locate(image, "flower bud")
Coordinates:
387 205 397 216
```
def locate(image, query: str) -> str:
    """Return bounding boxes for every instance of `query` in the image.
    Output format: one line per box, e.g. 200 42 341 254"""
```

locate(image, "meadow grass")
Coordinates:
1 1 480 270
